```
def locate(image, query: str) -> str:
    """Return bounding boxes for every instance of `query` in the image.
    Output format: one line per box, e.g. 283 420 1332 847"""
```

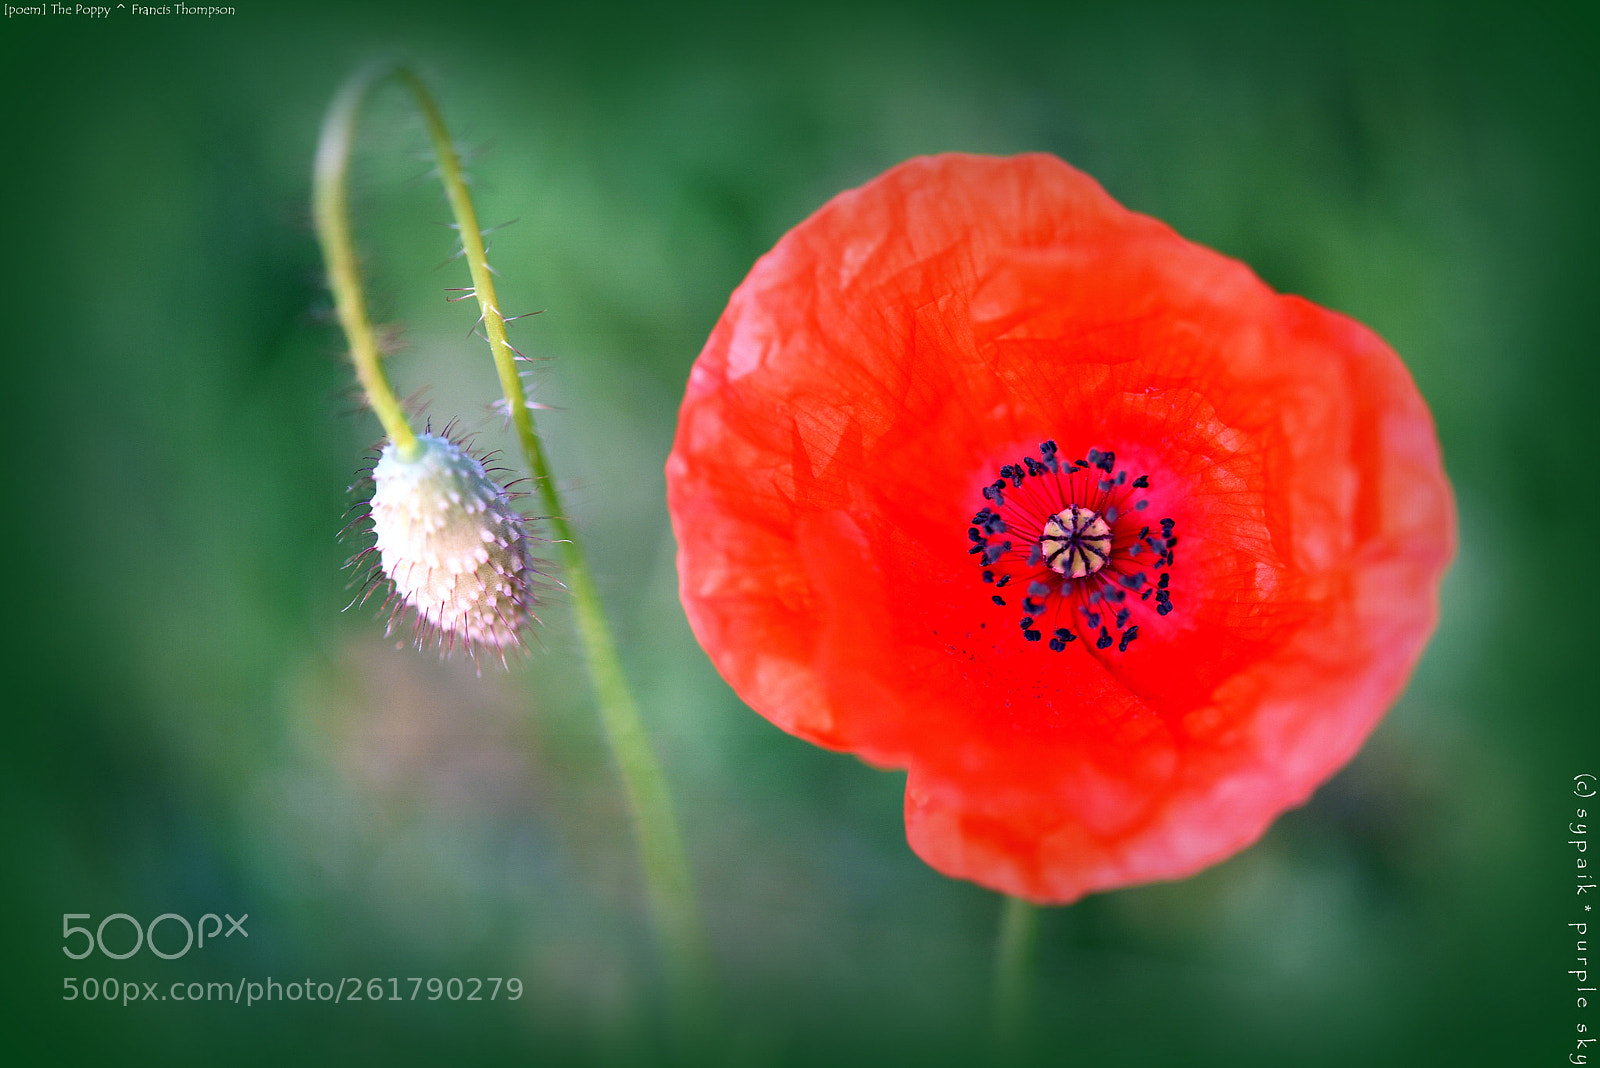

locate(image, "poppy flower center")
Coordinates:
1040 505 1113 579
968 441 1176 653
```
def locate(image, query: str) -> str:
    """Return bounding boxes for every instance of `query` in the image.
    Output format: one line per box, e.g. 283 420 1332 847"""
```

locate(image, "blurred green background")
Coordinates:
2 0 1594 1064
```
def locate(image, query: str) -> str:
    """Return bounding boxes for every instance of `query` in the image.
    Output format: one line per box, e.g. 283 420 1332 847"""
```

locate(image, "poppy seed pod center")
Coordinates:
1041 506 1112 579
973 441 1173 653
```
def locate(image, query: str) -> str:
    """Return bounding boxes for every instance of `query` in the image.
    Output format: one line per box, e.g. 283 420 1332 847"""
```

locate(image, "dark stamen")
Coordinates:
970 442 1177 656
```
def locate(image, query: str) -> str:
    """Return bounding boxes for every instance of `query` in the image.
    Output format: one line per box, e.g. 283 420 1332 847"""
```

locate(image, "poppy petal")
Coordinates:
668 153 1454 903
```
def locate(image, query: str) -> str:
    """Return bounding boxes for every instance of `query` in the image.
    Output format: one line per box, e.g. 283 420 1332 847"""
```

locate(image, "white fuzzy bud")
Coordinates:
362 432 539 653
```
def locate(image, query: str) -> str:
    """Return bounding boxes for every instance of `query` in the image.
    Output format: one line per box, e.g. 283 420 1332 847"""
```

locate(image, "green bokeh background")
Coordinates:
2 1 1594 1064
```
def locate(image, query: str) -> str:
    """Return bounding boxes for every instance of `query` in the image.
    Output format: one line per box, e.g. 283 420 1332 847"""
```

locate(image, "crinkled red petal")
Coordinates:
667 153 1454 902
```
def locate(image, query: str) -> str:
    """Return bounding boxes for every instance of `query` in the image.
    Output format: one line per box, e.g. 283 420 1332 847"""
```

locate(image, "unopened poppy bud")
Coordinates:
351 432 541 656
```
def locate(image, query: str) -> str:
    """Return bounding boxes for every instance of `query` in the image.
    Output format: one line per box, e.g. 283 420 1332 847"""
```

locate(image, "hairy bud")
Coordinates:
348 432 541 657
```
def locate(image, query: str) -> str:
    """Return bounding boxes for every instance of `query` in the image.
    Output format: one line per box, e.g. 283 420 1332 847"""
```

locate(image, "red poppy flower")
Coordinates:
666 153 1454 903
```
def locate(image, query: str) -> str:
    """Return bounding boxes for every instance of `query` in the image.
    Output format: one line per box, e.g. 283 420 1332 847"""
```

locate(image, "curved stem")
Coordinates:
313 61 712 1038
311 61 418 458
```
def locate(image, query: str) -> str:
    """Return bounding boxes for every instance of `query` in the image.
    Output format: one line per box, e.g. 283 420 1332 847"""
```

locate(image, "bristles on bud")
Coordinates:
355 432 542 658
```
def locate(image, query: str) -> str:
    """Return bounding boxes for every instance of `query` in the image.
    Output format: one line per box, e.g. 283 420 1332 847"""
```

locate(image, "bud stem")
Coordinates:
311 60 418 458
313 60 713 1040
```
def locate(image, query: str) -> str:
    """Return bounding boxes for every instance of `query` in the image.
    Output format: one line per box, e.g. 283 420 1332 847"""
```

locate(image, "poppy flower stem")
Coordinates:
314 60 714 1041
990 895 1040 1061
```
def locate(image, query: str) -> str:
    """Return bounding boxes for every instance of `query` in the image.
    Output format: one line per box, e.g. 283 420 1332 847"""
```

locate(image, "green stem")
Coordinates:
991 894 1039 1061
311 61 418 458
313 61 712 1036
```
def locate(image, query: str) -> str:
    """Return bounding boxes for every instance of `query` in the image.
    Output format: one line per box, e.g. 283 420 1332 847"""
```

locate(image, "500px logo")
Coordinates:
62 913 247 960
